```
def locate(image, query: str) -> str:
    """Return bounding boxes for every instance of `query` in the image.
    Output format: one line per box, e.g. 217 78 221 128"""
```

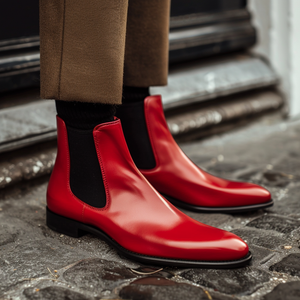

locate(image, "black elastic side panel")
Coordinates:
66 125 106 208
116 102 156 170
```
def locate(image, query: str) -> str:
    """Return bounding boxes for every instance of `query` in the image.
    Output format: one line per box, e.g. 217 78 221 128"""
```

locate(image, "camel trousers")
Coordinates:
39 0 170 104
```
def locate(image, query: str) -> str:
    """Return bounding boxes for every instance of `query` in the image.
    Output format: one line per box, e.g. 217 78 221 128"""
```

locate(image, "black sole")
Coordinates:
161 193 274 213
46 207 252 268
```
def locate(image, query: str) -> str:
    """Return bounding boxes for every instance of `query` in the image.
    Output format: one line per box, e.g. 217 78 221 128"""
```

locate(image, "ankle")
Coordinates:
122 86 150 104
116 101 156 169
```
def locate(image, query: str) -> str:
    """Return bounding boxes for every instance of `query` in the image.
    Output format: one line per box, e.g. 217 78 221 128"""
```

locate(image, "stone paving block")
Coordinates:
0 259 6 268
235 166 263 181
269 254 300 277
231 228 287 250
0 239 87 295
273 156 300 178
0 212 47 251
262 171 292 187
0 223 19 247
263 281 300 300
180 268 271 296
268 186 300 216
119 278 235 300
246 215 300 234
266 173 290 187
63 258 136 295
249 245 275 267
130 267 174 279
23 286 96 300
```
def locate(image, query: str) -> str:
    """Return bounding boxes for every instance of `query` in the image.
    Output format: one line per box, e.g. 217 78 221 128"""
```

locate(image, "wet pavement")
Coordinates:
0 114 300 300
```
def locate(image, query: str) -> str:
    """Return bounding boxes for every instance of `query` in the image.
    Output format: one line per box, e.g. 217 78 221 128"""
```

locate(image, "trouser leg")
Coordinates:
39 0 170 104
39 0 128 104
117 0 171 169
39 0 130 210
124 0 171 87
122 0 171 102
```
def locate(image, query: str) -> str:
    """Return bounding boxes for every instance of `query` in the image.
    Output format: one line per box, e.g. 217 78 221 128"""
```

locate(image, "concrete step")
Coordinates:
167 89 283 139
0 100 56 154
0 54 279 154
153 54 278 110
0 88 284 190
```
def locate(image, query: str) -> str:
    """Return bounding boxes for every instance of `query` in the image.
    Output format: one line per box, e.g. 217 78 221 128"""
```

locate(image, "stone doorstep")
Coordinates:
0 93 283 191
0 54 282 190
167 90 283 137
0 143 56 190
152 55 278 110
0 54 279 155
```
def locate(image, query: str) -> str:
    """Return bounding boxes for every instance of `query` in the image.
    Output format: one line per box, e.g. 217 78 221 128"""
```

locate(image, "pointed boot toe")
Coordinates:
219 231 249 261
182 223 250 263
244 182 272 203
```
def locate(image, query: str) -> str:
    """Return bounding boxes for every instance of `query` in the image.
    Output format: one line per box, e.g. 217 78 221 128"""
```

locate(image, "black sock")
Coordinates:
55 100 116 208
55 100 116 130
116 101 156 170
122 86 150 104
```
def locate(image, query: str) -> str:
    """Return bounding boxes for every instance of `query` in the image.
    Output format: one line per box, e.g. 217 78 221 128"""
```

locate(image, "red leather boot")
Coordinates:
46 116 251 268
118 95 273 213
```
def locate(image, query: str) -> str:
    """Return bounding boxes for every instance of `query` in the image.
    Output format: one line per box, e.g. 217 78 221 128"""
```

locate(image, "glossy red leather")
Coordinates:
47 116 249 261
140 96 271 208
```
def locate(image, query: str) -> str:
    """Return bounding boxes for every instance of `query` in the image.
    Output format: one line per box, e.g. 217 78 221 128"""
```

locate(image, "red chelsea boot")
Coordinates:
121 95 273 213
46 116 251 268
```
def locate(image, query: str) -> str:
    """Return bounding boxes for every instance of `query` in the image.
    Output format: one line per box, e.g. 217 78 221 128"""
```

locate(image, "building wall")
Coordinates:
248 0 300 117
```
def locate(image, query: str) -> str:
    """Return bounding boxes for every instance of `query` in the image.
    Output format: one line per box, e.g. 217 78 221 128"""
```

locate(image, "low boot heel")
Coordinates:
46 207 86 238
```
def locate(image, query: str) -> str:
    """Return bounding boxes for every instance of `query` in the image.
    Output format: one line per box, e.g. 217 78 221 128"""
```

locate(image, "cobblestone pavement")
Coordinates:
0 115 300 300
